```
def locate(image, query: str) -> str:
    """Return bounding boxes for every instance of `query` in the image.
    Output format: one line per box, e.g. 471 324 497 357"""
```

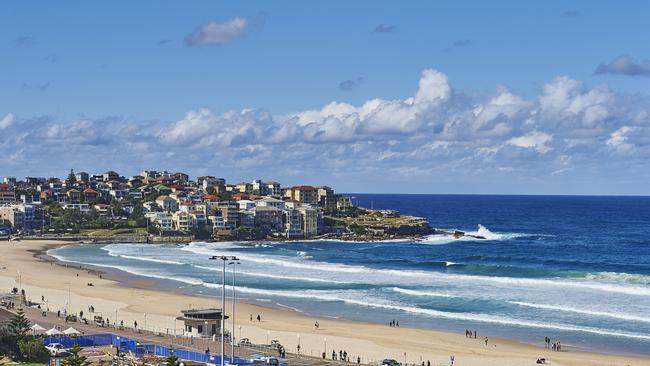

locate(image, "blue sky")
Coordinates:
2 1 650 194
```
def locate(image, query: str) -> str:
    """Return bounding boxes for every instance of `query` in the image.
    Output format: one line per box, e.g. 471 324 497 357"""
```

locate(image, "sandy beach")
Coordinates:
1 240 648 366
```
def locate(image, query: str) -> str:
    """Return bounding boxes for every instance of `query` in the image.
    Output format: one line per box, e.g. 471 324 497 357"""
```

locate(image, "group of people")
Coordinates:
250 314 262 322
544 337 562 351
324 349 359 363
276 343 286 358
388 319 399 327
464 329 477 339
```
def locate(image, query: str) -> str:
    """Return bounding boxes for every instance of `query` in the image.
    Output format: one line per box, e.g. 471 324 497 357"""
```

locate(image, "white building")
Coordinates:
238 200 256 210
256 197 285 210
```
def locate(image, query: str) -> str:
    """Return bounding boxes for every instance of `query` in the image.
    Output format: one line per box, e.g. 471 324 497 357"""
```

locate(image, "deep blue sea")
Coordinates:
50 195 650 356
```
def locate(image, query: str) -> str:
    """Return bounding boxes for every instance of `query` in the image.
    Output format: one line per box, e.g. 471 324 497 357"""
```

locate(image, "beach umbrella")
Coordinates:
63 327 81 335
45 327 64 336
30 324 46 333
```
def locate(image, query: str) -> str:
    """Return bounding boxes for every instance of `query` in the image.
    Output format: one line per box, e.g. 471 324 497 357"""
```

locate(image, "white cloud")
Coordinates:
3 68 650 193
413 69 451 104
185 17 247 46
0 113 15 129
508 131 553 153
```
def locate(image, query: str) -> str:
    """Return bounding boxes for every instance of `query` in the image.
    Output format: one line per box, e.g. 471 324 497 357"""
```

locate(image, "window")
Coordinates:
198 325 203 334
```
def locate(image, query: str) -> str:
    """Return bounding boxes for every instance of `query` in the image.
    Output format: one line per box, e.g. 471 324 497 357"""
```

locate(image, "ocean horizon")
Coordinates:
50 194 650 356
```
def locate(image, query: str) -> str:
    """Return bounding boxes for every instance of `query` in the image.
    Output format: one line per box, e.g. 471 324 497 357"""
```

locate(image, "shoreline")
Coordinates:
2 240 650 366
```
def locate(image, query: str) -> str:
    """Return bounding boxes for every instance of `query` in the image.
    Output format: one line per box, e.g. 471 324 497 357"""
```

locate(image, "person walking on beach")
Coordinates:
485 336 489 346
315 321 319 329
257 314 261 322
134 320 138 330
474 330 477 339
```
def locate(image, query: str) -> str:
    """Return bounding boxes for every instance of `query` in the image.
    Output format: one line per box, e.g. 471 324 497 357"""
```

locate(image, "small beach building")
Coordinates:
177 308 227 338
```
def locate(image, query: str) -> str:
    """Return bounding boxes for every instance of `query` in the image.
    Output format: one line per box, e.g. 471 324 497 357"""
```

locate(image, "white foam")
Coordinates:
48 251 204 286
193 265 349 284
391 287 458 298
200 284 650 341
510 301 650 324
65 244 650 297
585 272 650 286
420 224 524 244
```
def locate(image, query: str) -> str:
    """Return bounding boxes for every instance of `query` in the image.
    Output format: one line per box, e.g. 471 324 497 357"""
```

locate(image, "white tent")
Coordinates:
45 327 64 336
30 324 46 333
63 327 81 335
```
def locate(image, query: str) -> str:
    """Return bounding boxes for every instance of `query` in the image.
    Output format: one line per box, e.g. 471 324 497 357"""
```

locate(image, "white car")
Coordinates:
45 343 68 356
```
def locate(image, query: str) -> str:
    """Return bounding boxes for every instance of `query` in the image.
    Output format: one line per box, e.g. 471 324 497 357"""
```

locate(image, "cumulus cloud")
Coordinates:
3 69 650 192
595 55 650 77
185 17 247 46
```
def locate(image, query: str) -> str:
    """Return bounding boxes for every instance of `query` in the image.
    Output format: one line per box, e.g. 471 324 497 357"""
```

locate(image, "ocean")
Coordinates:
50 194 650 356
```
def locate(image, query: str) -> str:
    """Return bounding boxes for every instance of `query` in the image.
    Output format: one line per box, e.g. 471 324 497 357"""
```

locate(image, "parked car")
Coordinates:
45 343 68 356
381 359 401 366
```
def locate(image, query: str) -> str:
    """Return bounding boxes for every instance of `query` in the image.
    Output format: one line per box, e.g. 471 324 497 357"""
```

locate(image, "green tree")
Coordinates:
18 337 50 362
110 198 124 217
66 169 77 189
165 355 181 366
0 324 19 357
64 345 89 366
129 202 147 226
9 309 31 337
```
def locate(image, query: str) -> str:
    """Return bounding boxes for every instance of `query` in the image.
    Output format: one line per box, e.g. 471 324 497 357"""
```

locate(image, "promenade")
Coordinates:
6 305 345 366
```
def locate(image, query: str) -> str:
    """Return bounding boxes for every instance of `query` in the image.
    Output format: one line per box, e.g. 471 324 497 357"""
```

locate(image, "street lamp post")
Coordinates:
229 258 240 359
324 337 327 356
210 255 232 366
144 313 147 332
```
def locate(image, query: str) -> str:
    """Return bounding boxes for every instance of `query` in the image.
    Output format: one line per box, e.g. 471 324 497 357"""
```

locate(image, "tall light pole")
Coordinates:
210 255 231 366
229 258 240 359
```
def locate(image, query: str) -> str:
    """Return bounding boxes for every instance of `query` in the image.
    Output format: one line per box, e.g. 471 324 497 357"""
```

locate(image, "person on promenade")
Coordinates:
357 357 361 364
134 320 138 330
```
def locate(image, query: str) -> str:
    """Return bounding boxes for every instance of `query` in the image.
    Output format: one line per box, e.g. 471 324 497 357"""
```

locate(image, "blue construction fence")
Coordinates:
43 334 264 365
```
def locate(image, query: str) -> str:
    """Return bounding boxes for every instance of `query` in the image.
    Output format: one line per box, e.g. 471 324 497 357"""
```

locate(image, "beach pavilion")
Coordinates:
177 308 228 338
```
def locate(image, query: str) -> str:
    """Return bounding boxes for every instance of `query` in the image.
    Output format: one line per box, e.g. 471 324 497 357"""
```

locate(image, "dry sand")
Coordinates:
1 240 648 366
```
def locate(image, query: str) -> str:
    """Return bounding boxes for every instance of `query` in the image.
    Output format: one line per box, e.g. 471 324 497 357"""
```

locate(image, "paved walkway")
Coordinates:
6 305 363 366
